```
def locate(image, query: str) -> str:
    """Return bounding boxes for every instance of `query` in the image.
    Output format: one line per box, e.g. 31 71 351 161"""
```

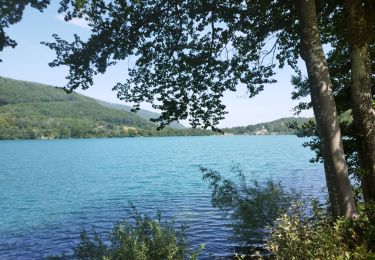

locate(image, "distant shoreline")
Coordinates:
0 77 309 140
0 133 302 141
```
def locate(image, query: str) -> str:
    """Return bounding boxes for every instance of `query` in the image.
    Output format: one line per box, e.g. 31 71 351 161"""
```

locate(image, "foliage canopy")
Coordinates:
0 0 50 61
44 0 307 130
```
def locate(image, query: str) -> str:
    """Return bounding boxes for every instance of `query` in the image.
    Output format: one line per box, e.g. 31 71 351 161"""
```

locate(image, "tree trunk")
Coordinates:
345 0 375 219
295 0 356 218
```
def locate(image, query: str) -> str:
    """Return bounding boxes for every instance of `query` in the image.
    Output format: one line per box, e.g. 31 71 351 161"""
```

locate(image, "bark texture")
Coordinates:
296 0 356 218
345 0 375 214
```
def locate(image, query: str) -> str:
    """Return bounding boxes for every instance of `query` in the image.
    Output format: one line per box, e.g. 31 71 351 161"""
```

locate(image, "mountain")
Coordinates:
222 117 312 135
0 77 313 139
94 99 185 129
0 77 210 139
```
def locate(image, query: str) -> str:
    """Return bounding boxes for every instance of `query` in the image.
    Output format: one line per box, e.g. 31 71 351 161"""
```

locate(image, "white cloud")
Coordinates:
56 14 90 29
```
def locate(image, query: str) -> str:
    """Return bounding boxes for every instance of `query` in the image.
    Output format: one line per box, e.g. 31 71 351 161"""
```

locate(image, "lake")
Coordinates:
0 136 325 259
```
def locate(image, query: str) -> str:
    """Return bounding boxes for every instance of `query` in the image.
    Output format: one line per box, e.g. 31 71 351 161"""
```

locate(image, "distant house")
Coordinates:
255 126 269 135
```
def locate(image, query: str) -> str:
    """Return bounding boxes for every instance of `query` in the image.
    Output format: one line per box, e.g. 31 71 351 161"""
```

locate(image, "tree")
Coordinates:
292 1 375 219
344 0 375 213
295 0 355 218
0 0 50 61
44 0 356 218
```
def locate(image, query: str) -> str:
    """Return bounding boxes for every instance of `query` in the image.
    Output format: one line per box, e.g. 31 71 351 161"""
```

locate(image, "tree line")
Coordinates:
223 117 311 135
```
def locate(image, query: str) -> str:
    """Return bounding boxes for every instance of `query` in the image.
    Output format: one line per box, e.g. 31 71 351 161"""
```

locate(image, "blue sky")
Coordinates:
0 2 313 127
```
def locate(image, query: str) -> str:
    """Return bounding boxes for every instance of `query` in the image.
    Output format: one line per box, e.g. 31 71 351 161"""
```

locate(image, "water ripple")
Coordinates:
0 136 325 259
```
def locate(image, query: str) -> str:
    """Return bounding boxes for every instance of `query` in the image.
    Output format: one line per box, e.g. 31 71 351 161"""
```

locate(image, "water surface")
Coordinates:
0 136 325 259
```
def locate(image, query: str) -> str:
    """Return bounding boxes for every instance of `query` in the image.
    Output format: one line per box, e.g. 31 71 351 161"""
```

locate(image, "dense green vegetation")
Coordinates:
268 203 375 260
0 77 213 139
223 117 311 135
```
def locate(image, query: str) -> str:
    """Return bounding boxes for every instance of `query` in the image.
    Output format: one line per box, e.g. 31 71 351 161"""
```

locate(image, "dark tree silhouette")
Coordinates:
0 0 50 61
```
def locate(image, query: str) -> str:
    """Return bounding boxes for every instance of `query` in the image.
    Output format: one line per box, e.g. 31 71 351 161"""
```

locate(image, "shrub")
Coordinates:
51 205 204 260
267 202 375 260
202 165 297 244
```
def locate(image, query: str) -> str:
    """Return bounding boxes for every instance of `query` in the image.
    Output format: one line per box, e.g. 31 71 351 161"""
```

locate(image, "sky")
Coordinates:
0 2 313 128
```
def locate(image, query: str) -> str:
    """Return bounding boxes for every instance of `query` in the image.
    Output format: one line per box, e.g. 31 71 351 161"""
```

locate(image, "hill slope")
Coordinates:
94 99 185 129
0 77 209 139
223 117 312 135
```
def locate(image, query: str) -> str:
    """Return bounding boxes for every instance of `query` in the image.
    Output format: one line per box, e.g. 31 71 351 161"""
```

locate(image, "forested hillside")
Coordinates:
95 99 185 129
223 117 312 135
0 77 210 139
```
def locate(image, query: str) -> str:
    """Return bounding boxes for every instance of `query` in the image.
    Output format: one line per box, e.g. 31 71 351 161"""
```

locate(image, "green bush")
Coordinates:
51 206 204 260
267 202 375 260
202 165 297 244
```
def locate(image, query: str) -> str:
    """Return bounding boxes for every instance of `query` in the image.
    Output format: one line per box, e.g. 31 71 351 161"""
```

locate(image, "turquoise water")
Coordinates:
0 136 325 259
